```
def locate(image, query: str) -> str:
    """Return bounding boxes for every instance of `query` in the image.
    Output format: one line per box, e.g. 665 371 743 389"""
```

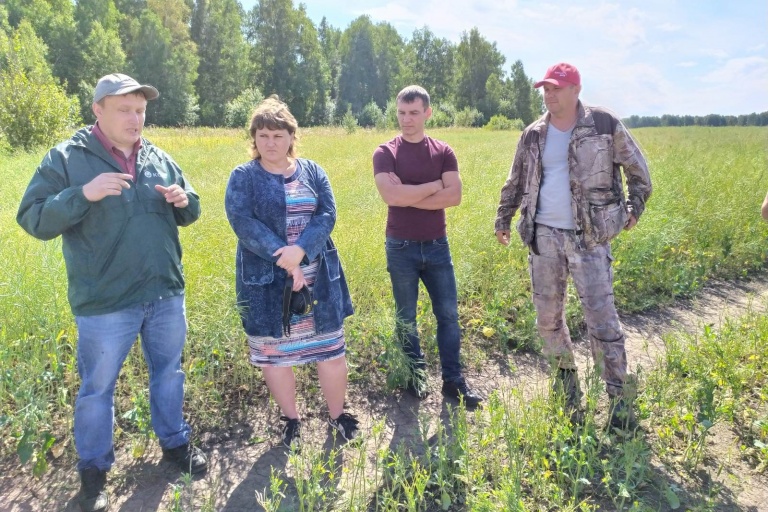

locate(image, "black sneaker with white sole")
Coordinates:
328 412 360 441
280 416 302 451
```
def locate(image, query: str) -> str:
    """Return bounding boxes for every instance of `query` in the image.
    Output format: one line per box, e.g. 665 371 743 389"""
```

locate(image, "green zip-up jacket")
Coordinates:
17 126 200 316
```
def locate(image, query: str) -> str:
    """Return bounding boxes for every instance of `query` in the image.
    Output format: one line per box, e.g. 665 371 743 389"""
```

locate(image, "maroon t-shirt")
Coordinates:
373 135 459 240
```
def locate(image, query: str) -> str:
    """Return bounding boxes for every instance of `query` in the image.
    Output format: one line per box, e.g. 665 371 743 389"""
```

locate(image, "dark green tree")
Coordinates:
402 27 455 103
509 60 534 124
3 0 79 92
127 5 199 126
191 0 249 126
371 21 403 108
454 27 505 118
246 0 329 126
337 16 378 115
318 17 341 101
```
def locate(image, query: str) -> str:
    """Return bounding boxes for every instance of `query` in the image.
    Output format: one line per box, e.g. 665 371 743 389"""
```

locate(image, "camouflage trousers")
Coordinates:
529 224 626 397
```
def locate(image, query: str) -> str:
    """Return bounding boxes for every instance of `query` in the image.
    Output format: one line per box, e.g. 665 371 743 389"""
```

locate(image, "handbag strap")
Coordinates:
282 275 294 336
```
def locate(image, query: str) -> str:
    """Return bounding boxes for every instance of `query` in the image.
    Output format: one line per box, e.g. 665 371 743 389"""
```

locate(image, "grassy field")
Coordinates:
1 126 767 509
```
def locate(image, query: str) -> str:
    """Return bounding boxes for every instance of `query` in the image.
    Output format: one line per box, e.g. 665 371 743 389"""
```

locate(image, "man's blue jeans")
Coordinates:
74 295 191 471
385 236 462 382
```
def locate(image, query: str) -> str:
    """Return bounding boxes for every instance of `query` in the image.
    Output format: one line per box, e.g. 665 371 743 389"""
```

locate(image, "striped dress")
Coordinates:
247 162 346 367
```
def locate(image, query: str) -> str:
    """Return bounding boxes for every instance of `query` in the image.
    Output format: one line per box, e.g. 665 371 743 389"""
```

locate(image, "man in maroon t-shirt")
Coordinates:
372 85 482 407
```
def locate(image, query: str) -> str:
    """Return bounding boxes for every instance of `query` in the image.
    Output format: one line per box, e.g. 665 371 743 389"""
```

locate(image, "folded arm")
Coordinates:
374 172 443 207
409 171 461 210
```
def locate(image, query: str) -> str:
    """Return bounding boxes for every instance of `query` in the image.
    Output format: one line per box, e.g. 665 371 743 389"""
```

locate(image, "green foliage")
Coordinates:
453 106 484 127
129 7 200 127
341 108 358 134
2 126 767 510
224 87 264 129
484 114 524 131
191 0 249 126
454 27 505 116
0 65 80 151
641 312 768 472
357 100 384 128
247 0 330 126
403 27 455 103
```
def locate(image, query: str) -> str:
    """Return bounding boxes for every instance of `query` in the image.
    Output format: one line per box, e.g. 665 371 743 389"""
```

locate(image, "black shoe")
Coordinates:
79 467 109 512
404 377 430 399
280 416 302 452
328 412 360 441
555 368 584 425
162 442 208 474
442 378 483 408
608 397 636 431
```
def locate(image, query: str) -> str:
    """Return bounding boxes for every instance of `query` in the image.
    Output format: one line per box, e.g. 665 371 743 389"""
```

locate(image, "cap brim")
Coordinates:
534 78 567 88
113 85 160 100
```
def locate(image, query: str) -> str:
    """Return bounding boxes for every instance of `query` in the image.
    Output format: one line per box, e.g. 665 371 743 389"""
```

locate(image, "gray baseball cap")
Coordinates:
93 73 160 103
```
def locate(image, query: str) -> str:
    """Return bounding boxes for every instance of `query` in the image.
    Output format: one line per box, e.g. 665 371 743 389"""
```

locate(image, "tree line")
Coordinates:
0 0 545 150
1 0 765 151
623 113 768 128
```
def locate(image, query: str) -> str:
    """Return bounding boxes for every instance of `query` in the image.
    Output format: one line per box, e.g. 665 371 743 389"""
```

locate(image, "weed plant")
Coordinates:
1 126 767 507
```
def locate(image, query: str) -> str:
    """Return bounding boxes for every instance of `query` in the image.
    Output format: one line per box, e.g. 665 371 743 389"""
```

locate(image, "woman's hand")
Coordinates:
289 266 306 291
273 245 306 271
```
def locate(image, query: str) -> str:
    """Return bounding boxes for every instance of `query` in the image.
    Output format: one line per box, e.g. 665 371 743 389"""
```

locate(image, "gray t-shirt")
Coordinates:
536 124 575 229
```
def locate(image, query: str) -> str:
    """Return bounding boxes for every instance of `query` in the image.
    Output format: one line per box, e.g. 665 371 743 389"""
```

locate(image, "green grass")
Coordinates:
1 126 767 507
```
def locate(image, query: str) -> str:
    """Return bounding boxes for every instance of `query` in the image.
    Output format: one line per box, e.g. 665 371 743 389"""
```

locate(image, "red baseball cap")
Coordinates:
534 63 581 88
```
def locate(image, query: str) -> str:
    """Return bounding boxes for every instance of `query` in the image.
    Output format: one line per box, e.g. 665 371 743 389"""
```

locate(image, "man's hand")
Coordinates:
82 173 133 202
496 230 511 246
624 214 638 231
155 184 189 208
273 245 306 272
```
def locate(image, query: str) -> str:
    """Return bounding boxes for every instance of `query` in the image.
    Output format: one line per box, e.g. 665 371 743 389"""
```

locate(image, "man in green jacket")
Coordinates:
17 73 206 512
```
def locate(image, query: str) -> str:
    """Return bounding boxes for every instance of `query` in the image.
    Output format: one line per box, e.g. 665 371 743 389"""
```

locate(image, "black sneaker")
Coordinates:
280 416 302 451
162 442 208 474
608 397 636 431
404 376 430 399
78 467 109 512
442 378 483 408
328 412 360 441
554 368 584 425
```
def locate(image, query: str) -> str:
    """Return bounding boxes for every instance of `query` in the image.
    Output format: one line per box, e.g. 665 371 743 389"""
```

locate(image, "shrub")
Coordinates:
454 107 484 127
485 115 524 131
357 101 384 129
341 107 358 134
0 66 80 151
224 87 264 129
427 103 456 128
384 99 398 129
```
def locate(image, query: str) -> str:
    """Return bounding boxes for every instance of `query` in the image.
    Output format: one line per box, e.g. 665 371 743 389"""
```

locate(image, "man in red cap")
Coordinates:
494 62 652 429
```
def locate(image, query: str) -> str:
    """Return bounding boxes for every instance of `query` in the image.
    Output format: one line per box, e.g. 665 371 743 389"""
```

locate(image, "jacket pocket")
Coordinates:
588 201 627 244
322 247 341 281
239 248 274 286
575 135 614 190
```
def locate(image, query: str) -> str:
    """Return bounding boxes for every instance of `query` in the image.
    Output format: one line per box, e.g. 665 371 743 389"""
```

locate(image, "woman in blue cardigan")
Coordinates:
225 96 356 450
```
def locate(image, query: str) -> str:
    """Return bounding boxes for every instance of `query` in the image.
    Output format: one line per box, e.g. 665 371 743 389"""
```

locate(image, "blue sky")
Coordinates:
239 0 767 117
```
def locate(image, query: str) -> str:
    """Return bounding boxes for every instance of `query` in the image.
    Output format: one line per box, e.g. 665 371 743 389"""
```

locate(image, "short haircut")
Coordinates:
396 85 430 109
248 95 299 159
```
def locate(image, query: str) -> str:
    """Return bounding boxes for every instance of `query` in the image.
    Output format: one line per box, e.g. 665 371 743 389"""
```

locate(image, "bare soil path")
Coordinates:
2 274 767 511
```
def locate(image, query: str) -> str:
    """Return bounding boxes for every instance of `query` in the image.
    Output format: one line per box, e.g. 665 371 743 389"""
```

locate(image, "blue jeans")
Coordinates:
74 295 191 471
385 236 462 382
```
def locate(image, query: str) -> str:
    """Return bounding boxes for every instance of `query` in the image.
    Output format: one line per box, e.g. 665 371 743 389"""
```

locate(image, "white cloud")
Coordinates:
700 56 768 84
657 22 682 31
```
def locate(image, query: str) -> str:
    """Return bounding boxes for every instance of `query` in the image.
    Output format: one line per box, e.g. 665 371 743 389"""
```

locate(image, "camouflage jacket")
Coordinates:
494 102 652 250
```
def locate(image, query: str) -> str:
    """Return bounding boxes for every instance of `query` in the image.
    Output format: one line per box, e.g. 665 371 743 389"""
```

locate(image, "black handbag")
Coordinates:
282 275 313 336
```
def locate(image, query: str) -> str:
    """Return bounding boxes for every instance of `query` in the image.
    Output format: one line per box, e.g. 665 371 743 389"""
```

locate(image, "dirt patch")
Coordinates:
1 274 767 511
